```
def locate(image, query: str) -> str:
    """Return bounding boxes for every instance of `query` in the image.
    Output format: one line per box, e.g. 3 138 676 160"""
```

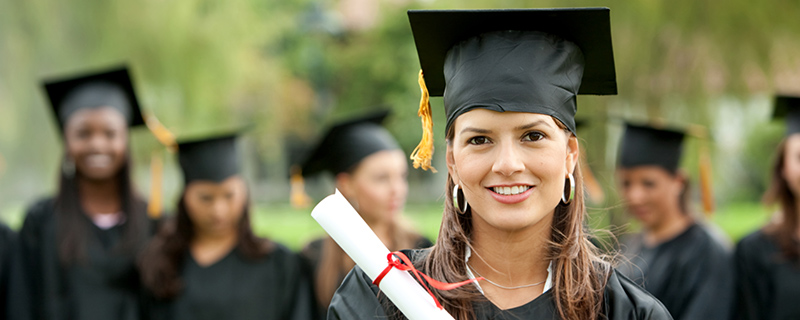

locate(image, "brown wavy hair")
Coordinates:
139 189 274 299
762 138 800 260
416 121 610 320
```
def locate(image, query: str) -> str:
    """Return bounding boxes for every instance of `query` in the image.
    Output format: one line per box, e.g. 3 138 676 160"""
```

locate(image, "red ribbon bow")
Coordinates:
372 251 483 310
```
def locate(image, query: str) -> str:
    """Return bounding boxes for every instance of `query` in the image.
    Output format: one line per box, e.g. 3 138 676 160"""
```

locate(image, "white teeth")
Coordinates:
492 186 530 195
85 155 112 168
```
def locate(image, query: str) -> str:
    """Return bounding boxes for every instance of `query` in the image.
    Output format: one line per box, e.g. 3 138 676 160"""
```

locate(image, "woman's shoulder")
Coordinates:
19 197 57 230
604 269 673 319
735 228 776 257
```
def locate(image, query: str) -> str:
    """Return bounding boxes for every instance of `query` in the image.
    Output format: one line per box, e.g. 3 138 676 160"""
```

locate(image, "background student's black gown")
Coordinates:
301 236 433 320
7 198 152 320
327 249 672 320
618 223 734 320
1 223 15 320
145 244 313 320
734 229 800 320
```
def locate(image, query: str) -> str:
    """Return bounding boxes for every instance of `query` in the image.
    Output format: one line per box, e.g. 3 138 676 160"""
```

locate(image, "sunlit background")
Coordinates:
1 0 799 249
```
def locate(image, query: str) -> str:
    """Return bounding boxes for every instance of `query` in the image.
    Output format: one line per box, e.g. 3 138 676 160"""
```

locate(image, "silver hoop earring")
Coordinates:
62 157 75 178
453 184 469 214
562 173 575 205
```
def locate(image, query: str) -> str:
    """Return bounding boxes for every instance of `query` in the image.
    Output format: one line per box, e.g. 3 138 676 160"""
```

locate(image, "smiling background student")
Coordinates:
327 8 671 320
8 67 156 320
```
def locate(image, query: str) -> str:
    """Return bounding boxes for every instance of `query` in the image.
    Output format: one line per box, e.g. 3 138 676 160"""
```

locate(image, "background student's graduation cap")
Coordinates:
773 94 800 136
43 66 145 134
300 109 400 177
618 123 686 173
177 131 244 184
617 121 716 215
407 8 617 171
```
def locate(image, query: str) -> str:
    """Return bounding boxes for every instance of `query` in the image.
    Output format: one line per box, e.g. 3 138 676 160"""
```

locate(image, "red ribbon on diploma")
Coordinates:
372 251 484 309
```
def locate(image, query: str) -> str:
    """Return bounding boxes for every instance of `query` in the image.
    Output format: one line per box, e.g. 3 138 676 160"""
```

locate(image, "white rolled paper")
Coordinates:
312 189 455 320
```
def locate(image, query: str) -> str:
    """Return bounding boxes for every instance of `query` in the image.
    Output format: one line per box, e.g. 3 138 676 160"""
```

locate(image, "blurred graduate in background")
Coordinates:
296 110 431 319
8 67 158 320
139 131 312 320
0 221 14 320
615 122 733 319
734 95 800 320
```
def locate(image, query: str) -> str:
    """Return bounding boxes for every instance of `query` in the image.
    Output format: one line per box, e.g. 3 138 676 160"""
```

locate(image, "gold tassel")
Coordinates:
410 70 437 172
290 165 311 209
699 143 715 216
143 113 176 219
147 151 164 219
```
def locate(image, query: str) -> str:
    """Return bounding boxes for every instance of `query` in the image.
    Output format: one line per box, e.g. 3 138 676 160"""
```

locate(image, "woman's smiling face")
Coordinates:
446 109 578 233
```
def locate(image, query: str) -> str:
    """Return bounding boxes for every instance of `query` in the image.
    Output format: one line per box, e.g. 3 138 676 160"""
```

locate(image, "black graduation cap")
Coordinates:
407 8 616 171
43 66 145 134
618 123 685 173
177 132 242 184
300 109 400 176
773 95 800 136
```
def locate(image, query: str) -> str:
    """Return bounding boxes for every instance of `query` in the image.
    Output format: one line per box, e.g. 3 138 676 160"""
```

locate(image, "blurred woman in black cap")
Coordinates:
297 110 431 319
734 95 800 320
7 67 157 320
328 8 671 320
139 132 311 320
615 122 733 320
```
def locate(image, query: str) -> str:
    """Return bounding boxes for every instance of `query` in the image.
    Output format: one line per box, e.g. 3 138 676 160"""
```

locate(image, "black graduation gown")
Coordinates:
7 198 152 320
301 236 433 320
733 229 800 320
1 223 15 320
145 244 313 320
618 223 734 320
327 248 672 320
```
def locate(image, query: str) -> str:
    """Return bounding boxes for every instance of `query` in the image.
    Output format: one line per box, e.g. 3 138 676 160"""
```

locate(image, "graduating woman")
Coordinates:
8 67 156 320
140 132 312 320
298 110 431 319
615 123 733 320
734 95 800 320
328 8 671 320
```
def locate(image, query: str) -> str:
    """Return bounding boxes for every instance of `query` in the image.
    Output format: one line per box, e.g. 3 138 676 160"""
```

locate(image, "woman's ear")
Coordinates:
446 144 460 185
565 135 580 175
335 172 354 197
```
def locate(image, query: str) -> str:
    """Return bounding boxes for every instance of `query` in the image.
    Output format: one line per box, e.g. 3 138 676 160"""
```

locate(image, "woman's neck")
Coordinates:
644 210 693 246
77 176 121 215
468 214 553 309
191 230 239 267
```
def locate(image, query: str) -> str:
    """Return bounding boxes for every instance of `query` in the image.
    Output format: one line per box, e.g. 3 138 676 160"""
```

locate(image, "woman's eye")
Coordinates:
200 195 214 202
642 180 656 188
468 136 490 145
522 131 545 142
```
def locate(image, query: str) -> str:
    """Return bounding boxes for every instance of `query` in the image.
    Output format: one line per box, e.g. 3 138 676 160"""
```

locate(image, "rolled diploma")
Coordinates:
312 189 455 320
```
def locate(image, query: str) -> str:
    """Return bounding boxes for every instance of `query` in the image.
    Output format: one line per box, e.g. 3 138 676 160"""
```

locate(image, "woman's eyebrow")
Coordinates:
460 127 492 135
515 120 550 131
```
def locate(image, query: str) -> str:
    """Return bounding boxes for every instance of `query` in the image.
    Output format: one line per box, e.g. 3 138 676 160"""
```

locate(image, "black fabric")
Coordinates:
7 197 154 320
618 123 685 172
300 236 433 320
442 30 584 134
144 245 312 320
773 95 800 136
43 67 145 133
178 134 241 183
734 229 800 320
327 248 671 319
618 223 733 320
0 223 15 320
300 110 400 176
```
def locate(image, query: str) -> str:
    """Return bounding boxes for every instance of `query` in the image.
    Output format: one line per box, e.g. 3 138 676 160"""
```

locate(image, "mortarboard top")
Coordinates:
772 95 800 136
43 66 145 134
177 130 245 184
300 109 400 177
407 8 616 171
618 122 686 173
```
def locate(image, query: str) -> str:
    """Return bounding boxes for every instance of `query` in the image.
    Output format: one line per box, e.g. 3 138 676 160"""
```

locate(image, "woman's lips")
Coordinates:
487 185 534 204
